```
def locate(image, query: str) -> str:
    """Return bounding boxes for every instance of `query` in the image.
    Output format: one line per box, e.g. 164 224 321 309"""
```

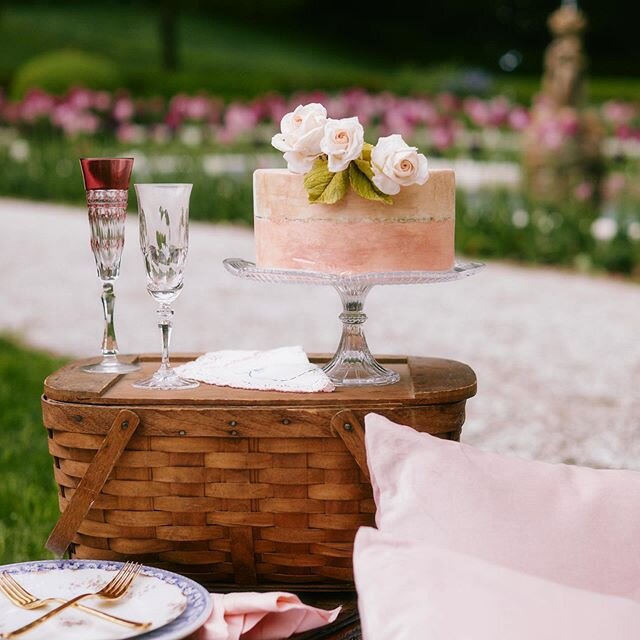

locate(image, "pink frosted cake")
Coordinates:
257 102 455 274
254 168 455 273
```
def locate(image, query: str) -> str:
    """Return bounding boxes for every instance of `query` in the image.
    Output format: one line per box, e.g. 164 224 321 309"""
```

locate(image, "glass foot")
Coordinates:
322 354 401 387
133 367 199 390
81 357 140 374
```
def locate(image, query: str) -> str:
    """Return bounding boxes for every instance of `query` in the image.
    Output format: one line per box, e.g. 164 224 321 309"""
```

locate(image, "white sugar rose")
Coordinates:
320 117 364 173
272 103 327 173
371 134 429 195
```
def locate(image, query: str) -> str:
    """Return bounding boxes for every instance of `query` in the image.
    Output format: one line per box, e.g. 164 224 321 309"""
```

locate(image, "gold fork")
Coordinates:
0 571 150 630
1 562 150 639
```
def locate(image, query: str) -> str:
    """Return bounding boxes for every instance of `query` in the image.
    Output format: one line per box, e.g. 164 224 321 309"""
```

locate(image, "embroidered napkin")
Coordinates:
175 347 335 393
192 592 341 640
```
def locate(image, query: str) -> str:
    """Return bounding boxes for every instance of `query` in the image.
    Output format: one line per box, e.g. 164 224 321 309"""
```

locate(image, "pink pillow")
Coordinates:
354 527 640 640
365 413 640 601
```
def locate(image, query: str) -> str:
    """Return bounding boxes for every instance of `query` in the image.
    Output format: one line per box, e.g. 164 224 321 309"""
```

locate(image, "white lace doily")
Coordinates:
174 346 335 393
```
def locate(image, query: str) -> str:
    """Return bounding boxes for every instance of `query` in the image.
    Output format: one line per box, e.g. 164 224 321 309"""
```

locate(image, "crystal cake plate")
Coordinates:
224 258 484 386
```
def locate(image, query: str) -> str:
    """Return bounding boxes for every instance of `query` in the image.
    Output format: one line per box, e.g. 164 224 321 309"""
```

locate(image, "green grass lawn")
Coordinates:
0 336 67 564
1 4 639 101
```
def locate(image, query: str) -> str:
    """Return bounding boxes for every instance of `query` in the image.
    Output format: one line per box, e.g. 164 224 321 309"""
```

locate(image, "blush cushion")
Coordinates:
353 526 640 640
365 413 640 601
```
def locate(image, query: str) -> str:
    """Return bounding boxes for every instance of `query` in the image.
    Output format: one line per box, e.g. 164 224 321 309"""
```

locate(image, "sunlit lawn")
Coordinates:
0 336 67 563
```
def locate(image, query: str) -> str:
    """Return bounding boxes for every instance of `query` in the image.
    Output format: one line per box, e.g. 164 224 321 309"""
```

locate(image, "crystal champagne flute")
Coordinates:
133 183 198 390
80 157 139 374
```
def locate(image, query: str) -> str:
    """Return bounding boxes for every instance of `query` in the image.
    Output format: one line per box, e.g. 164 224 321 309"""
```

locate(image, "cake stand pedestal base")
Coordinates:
322 283 399 386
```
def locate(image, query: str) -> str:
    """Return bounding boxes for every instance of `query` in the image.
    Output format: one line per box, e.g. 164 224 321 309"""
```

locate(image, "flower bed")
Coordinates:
1 87 639 161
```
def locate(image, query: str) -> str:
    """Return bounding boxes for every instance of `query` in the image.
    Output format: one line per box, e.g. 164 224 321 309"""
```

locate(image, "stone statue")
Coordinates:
522 4 603 206
543 6 586 108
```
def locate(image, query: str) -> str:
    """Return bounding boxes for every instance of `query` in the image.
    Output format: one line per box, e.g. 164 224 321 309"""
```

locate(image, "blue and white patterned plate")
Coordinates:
0 559 213 640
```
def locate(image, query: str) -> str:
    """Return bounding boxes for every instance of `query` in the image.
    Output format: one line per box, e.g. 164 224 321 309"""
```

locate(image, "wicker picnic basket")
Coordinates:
42 353 476 589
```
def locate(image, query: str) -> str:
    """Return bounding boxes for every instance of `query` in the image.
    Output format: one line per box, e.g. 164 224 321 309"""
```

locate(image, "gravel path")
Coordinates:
2 198 639 469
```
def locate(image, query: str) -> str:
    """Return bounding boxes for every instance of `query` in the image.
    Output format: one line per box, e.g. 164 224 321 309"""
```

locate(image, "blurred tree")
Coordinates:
4 0 639 76
193 0 640 75
159 0 179 70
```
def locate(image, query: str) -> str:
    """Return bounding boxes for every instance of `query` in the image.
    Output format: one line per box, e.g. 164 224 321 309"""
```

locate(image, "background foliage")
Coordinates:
1 2 640 100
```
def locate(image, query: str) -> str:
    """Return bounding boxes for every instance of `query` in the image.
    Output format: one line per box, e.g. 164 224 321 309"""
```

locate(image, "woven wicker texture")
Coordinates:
43 355 476 588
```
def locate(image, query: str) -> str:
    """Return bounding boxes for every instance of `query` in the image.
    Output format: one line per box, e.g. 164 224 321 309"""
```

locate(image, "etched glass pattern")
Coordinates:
133 184 198 390
87 189 128 281
81 187 139 375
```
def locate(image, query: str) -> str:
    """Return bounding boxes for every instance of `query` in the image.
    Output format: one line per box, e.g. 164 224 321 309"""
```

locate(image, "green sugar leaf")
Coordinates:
304 157 349 204
361 142 374 163
349 161 393 204
354 158 374 179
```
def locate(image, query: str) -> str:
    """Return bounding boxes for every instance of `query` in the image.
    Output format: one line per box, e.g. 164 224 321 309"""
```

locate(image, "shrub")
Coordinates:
12 49 122 99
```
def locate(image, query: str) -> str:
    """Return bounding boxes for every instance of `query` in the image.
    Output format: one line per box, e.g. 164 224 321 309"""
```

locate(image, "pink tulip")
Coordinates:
412 100 439 126
508 106 530 131
602 100 636 126
113 97 134 122
616 124 633 140
67 87 93 110
436 92 459 113
602 173 626 201
19 89 56 123
574 181 593 202
539 122 565 150
431 126 455 151
325 95 349 119
260 94 289 124
184 95 210 121
559 112 579 136
116 122 145 143
464 97 490 127
488 96 510 126
382 108 414 139
223 102 258 140
93 91 112 111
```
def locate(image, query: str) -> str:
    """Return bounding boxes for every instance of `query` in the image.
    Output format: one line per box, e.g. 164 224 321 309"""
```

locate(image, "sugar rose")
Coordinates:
320 117 365 173
371 134 429 195
272 103 327 173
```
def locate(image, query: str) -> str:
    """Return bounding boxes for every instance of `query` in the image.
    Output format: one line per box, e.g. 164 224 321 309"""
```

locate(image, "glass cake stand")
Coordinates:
223 258 484 387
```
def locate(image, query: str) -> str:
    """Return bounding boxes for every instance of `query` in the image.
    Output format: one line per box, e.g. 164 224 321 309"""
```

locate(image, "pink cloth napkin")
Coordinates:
192 592 341 640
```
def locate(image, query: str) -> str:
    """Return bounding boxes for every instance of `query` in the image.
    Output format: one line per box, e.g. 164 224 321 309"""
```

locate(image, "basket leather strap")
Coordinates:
46 409 141 557
331 410 369 482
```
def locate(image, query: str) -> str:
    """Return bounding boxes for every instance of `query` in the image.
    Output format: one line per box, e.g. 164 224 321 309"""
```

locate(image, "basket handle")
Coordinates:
46 409 141 557
331 410 369 482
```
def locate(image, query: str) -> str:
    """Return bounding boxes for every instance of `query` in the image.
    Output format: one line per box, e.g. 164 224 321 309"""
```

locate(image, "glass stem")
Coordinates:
322 283 400 386
100 282 118 358
336 285 372 359
157 304 174 372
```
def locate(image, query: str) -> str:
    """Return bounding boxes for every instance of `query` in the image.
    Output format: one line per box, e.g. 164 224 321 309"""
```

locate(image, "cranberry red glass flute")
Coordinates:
79 158 139 374
133 183 198 390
